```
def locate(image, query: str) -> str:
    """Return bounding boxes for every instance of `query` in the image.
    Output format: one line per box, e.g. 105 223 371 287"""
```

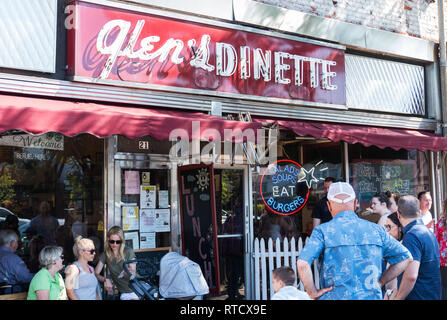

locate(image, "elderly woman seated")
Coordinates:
27 246 67 300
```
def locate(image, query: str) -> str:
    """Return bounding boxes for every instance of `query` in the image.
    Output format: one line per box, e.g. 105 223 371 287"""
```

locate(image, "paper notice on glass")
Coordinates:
122 206 139 231
125 171 140 194
142 172 150 185
155 209 170 232
140 185 156 209
140 209 155 233
124 231 139 250
158 190 169 208
140 232 156 249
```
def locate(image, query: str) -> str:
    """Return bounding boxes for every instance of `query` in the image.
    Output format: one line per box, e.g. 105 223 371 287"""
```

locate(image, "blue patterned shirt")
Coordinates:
299 211 411 300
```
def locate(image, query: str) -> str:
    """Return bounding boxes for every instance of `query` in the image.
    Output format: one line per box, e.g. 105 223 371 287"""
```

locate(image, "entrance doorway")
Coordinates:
212 168 247 300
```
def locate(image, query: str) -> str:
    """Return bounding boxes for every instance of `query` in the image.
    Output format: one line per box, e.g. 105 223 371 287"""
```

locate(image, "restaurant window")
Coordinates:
348 144 430 216
0 132 104 272
119 168 171 249
299 141 343 238
252 138 343 242
114 136 172 259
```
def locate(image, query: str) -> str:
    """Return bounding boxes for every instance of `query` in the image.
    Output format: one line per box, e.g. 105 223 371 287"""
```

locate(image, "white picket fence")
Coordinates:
253 237 320 300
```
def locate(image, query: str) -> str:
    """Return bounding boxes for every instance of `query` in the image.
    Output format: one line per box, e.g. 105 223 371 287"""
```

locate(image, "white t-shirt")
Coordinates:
271 286 312 300
421 211 434 232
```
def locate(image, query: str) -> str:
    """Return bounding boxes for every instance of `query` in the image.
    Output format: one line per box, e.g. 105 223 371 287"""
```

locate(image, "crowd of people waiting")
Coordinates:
2 182 447 300
297 180 447 300
0 224 137 300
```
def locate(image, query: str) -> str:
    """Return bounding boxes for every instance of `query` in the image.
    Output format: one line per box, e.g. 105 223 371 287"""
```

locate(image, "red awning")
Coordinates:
0 94 262 141
255 118 447 152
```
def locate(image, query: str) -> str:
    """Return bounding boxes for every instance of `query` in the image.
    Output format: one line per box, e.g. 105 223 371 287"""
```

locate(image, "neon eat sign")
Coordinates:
260 160 310 215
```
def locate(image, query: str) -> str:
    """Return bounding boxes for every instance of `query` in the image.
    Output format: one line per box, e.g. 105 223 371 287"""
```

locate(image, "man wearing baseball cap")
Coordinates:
297 182 412 300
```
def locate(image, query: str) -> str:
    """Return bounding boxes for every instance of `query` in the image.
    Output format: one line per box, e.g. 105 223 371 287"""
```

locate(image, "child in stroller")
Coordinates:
123 252 209 300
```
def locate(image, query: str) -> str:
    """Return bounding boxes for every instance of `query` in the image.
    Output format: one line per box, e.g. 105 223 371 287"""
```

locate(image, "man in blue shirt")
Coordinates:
388 195 441 300
0 229 34 293
297 182 412 300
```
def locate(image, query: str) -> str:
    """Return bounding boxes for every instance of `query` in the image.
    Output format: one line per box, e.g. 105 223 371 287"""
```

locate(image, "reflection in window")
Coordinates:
300 141 343 238
215 169 244 235
252 140 343 242
214 169 245 300
252 168 300 243
0 132 104 272
348 144 430 218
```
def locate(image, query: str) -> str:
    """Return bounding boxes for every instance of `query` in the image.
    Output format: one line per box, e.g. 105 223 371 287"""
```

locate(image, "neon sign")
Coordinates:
95 19 338 91
67 1 346 106
260 160 310 215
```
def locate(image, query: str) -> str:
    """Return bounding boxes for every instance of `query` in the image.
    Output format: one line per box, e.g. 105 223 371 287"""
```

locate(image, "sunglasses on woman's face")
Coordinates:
384 224 396 231
84 249 96 254
109 240 122 245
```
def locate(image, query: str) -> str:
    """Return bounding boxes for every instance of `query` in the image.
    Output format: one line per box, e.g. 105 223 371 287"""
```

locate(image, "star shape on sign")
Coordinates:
298 167 319 189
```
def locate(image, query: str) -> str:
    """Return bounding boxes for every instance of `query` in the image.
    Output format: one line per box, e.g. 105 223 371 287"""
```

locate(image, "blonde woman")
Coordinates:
65 236 100 300
27 246 67 300
94 226 138 300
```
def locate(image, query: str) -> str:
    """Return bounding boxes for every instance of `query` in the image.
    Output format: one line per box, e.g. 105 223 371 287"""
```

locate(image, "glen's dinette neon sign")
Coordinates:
96 19 339 90
260 160 310 215
67 1 346 106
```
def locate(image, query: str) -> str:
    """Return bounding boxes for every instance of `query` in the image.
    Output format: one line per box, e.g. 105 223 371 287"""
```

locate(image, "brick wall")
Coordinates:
254 0 439 42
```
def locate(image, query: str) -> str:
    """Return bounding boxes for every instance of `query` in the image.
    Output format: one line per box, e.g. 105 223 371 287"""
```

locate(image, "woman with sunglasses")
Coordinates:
94 226 138 300
382 212 404 295
65 236 101 300
385 212 403 242
27 245 67 300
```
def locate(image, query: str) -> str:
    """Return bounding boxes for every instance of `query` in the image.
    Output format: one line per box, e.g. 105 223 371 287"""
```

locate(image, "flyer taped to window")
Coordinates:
140 209 155 233
124 231 139 250
140 185 156 209
124 170 140 195
140 232 156 249
155 209 170 232
122 205 139 231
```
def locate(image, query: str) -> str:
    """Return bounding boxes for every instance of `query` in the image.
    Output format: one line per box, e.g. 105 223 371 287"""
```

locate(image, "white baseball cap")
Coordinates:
327 182 356 203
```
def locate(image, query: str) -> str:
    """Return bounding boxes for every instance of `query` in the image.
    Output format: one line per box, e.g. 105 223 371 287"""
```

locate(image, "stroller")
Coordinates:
123 252 209 300
123 259 159 300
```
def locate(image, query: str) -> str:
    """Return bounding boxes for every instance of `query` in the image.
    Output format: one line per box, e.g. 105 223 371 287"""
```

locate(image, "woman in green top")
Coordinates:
94 226 138 300
27 246 67 300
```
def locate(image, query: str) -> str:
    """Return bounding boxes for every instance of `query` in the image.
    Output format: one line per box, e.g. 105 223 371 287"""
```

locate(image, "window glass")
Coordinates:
119 168 171 248
300 141 343 238
215 169 245 300
252 140 343 241
0 132 104 271
348 144 430 217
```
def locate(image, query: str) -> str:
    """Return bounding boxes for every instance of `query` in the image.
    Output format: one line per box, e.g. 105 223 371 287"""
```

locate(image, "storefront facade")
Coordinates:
0 0 446 300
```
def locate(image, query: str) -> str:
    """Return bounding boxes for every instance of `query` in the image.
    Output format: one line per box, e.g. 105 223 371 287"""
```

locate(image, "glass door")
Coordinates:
212 166 249 300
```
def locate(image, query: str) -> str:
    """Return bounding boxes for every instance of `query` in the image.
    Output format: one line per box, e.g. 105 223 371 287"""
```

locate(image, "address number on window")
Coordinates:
139 141 149 150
